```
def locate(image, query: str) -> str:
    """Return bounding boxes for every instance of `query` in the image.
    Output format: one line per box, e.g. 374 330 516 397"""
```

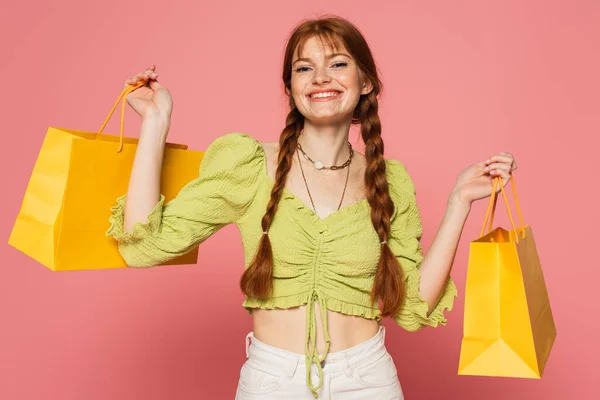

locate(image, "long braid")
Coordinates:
239 107 304 298
242 15 405 317
359 91 406 317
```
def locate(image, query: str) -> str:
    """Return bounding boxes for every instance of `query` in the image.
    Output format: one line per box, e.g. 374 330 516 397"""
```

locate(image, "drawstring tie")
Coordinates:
305 288 330 398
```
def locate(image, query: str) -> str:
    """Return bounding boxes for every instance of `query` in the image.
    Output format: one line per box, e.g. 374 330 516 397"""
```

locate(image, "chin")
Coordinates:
307 113 351 125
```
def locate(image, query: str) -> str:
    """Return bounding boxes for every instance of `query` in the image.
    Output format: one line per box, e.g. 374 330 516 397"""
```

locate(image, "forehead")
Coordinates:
294 35 348 58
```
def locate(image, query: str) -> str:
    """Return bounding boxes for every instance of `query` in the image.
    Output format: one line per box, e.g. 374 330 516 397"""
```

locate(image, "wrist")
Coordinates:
141 114 170 139
448 188 472 213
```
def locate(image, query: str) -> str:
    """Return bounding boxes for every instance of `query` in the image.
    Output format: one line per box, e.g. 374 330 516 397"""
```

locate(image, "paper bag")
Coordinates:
458 175 556 378
8 83 204 271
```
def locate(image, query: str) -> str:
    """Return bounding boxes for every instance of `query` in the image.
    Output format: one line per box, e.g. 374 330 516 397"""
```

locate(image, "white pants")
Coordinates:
235 325 404 399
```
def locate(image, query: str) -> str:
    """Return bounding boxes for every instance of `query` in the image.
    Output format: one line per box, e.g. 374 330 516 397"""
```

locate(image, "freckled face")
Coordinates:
291 36 372 124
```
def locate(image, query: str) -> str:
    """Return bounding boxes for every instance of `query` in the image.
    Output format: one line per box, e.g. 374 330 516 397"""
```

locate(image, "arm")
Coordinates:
387 160 458 332
117 66 173 233
123 116 170 234
417 193 470 314
418 151 519 312
106 133 264 268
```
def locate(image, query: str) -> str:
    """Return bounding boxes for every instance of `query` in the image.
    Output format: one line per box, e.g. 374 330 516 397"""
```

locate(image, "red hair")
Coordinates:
240 15 406 318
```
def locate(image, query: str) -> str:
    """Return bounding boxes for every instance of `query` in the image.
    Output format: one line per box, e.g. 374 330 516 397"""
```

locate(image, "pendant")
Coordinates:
314 160 324 170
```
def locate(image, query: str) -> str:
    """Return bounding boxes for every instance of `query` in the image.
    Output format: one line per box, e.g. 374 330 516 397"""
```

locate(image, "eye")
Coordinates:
294 62 348 73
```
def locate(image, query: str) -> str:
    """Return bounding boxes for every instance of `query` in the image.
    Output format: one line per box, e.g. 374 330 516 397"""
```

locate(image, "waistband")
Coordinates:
244 325 388 393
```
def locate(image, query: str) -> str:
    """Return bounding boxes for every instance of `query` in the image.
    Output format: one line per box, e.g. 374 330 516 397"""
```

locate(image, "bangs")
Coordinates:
295 31 349 59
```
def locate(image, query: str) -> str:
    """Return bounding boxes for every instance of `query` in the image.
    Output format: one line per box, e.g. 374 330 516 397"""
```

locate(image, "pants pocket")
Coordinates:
236 360 283 396
354 351 400 388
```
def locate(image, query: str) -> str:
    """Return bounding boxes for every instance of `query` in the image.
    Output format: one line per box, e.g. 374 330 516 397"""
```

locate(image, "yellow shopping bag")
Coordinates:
8 83 204 271
458 174 556 378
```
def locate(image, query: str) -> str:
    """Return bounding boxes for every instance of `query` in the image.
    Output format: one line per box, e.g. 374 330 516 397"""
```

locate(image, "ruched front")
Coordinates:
107 132 458 398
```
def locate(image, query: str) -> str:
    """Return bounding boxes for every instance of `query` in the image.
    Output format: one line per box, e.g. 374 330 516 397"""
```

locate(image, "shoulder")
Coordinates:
202 132 266 170
260 140 279 163
384 158 421 223
205 132 264 159
384 158 416 194
197 133 266 188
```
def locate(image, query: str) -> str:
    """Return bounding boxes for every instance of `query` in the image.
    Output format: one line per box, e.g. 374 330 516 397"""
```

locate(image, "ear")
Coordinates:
361 77 374 96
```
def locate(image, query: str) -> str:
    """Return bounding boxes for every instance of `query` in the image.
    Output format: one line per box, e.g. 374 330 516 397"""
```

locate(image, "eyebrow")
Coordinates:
292 53 350 65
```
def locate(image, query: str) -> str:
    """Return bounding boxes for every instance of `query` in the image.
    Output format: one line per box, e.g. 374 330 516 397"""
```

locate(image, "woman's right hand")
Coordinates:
123 64 173 121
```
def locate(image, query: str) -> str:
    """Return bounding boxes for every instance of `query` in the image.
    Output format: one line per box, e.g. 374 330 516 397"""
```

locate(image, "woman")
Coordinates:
107 15 517 400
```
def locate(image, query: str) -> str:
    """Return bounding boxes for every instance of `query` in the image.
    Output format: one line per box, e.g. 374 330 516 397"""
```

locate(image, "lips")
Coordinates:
307 92 343 101
306 89 342 97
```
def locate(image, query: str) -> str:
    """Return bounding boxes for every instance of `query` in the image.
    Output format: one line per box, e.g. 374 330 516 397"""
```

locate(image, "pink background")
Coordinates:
1 0 597 399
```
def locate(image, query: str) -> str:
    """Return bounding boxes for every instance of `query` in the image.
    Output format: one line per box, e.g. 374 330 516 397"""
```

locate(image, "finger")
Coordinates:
123 81 145 89
123 77 146 89
142 72 159 84
484 162 511 173
486 155 517 173
144 67 158 78
140 70 160 81
488 168 509 178
499 152 518 170
499 169 510 183
123 73 158 89
125 75 141 84
130 73 152 88
123 77 142 88
148 78 163 91
489 168 510 186
485 154 514 165
132 71 151 80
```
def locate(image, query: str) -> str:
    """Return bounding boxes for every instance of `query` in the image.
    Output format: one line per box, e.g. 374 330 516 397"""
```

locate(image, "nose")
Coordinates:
312 65 331 84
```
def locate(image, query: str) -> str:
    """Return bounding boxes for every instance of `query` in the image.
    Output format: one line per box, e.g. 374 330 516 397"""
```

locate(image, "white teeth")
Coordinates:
309 92 340 99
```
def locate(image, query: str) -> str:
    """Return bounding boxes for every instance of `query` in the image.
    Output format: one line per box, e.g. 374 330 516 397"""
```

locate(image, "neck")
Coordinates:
298 120 352 167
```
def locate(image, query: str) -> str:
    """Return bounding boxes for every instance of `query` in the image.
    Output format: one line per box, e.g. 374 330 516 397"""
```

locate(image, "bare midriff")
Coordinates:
251 304 380 355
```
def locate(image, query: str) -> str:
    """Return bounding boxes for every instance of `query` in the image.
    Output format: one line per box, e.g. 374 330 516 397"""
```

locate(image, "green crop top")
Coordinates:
106 132 458 398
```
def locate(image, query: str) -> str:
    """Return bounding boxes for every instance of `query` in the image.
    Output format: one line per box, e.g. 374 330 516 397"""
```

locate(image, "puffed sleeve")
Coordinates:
105 132 264 268
386 160 459 332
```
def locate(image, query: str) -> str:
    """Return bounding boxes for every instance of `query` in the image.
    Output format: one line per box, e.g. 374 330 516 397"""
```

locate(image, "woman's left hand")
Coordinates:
451 152 518 205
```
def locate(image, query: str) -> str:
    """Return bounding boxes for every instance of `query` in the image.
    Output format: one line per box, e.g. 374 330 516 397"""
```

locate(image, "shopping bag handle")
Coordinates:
480 173 527 243
97 81 146 153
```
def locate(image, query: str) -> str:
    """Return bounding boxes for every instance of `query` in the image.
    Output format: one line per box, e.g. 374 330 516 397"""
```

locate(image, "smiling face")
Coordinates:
291 35 373 125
